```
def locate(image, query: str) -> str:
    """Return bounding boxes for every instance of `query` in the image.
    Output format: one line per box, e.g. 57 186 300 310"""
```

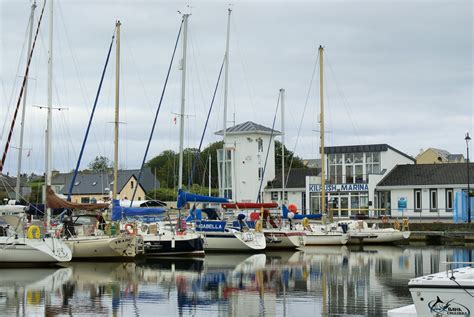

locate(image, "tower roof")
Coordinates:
215 121 281 136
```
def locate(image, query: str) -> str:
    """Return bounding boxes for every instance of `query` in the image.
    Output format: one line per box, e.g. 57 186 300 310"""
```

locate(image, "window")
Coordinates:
430 189 437 211
138 197 142 201
257 138 263 152
271 191 279 200
355 165 364 183
346 165 353 183
302 192 306 213
81 197 90 204
414 189 422 212
258 167 264 180
446 189 453 211
131 181 134 189
366 152 381 175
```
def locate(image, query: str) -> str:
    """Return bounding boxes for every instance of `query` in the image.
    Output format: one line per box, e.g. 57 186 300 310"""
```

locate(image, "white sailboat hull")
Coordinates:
64 235 136 259
0 236 72 263
349 229 411 244
264 229 306 249
304 232 349 245
203 230 266 251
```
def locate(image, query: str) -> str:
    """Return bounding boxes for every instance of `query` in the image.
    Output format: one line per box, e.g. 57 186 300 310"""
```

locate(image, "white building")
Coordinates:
216 121 280 202
264 144 415 218
376 163 473 219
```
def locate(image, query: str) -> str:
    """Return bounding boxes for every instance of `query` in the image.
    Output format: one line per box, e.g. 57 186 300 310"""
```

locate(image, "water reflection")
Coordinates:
1 246 473 316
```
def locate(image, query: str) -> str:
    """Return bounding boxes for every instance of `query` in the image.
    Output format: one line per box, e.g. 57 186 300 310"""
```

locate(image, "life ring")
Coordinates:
125 223 135 235
255 220 263 233
27 225 41 239
381 216 389 224
302 217 310 230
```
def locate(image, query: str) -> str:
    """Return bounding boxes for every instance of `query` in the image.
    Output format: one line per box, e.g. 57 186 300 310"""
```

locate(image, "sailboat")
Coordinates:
110 14 204 257
0 0 72 265
46 21 139 260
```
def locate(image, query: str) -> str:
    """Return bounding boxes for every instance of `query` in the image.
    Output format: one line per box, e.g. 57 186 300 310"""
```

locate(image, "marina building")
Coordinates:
375 163 473 219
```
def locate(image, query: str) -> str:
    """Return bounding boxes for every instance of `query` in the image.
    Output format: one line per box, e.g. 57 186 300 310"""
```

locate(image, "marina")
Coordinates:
1 246 473 316
1 0 472 316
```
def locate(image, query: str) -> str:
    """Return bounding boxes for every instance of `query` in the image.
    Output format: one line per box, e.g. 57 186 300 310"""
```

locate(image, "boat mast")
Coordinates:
113 20 121 200
319 45 327 221
16 0 36 201
280 88 285 206
209 154 212 196
44 0 53 227
177 14 189 190
221 8 231 198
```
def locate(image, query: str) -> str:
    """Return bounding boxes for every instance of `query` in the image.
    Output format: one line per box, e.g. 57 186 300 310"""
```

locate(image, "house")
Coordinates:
416 148 465 164
215 121 281 202
0 173 31 201
51 168 159 204
376 163 473 219
302 159 321 169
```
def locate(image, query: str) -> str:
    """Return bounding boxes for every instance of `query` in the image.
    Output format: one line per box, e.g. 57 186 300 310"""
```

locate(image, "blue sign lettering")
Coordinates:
309 183 368 193
196 221 227 232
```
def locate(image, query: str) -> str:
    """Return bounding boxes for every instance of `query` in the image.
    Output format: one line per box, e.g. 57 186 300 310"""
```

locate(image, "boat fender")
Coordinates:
302 217 310 230
125 223 135 235
27 225 41 239
393 221 401 231
255 220 263 233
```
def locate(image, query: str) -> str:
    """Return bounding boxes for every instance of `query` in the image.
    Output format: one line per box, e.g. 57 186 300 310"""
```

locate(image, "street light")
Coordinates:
466 132 471 223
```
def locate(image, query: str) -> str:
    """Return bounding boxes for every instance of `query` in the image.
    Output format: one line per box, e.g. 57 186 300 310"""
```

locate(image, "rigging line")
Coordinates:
189 28 210 113
57 2 103 157
0 0 47 174
127 45 153 112
67 30 116 201
188 56 225 188
256 93 280 203
285 52 319 189
325 52 364 144
231 17 257 119
0 10 31 145
129 19 184 206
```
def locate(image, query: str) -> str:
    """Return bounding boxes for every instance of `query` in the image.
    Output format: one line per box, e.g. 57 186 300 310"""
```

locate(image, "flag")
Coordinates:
173 116 177 125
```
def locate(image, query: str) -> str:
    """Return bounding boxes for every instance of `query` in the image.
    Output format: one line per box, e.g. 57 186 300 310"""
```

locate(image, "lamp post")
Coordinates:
466 132 471 223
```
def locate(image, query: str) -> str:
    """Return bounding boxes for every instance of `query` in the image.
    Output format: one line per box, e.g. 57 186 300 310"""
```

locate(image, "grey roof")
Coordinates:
303 159 321 168
266 168 320 189
447 154 464 162
215 121 281 136
324 144 415 162
430 148 451 159
53 168 159 195
377 163 474 187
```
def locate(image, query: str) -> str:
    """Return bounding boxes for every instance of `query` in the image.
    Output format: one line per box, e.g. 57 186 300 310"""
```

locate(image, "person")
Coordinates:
96 211 106 231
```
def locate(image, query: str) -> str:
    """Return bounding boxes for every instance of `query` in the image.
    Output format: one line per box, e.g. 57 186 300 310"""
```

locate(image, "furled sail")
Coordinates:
111 199 166 221
177 189 228 209
46 187 109 211
222 202 278 209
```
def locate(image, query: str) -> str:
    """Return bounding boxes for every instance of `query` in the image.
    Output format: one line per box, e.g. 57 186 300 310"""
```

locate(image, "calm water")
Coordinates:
1 245 473 317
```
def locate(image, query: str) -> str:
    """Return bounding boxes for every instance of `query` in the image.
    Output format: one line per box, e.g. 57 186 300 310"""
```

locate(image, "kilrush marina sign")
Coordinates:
309 183 369 193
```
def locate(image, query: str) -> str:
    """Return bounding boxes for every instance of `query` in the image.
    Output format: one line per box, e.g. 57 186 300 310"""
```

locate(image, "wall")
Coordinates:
226 132 276 202
416 149 445 164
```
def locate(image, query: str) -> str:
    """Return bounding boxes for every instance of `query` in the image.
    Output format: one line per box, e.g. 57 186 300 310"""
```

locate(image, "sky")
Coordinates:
0 0 472 175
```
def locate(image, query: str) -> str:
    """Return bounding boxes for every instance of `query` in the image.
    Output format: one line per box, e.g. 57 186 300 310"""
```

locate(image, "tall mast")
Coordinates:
44 0 53 227
16 0 36 201
319 45 327 221
280 88 285 205
178 14 189 190
221 8 231 198
208 155 212 196
113 20 121 199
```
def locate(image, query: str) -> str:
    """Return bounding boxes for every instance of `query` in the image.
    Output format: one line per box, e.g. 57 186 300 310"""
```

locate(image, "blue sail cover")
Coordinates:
177 189 228 209
111 199 166 221
282 204 322 220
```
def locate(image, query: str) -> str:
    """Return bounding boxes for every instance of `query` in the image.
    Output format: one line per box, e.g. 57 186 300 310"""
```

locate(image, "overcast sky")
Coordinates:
0 0 472 175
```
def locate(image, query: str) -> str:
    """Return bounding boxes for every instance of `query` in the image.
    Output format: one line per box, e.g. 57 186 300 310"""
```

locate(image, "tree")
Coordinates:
274 140 307 171
88 156 112 173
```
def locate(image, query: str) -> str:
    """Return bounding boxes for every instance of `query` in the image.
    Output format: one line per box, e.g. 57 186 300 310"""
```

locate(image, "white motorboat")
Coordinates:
388 264 474 317
339 220 411 244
